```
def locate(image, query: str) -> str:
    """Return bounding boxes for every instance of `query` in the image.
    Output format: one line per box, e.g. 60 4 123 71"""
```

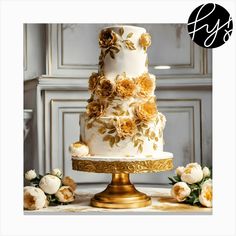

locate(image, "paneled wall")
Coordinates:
24 24 46 80
47 24 211 77
24 24 212 185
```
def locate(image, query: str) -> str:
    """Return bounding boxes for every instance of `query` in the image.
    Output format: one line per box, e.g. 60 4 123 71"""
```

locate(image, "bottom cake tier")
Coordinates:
80 113 166 157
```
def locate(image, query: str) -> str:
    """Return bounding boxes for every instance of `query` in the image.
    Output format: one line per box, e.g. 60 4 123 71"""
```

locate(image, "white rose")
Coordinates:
25 169 37 181
202 166 211 178
39 175 61 194
199 179 212 208
171 182 191 202
175 166 185 176
55 186 75 203
24 186 47 210
69 141 89 157
181 163 203 184
51 168 62 178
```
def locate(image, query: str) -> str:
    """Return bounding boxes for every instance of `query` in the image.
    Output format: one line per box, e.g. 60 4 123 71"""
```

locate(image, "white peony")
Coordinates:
202 166 211 178
25 169 37 181
55 186 75 203
175 166 185 177
171 182 191 202
51 168 62 178
181 162 203 184
185 162 202 169
24 186 47 210
69 141 89 157
39 174 61 194
199 179 212 208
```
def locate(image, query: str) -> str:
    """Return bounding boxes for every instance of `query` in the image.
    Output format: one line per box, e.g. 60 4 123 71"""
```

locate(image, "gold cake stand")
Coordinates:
72 155 173 209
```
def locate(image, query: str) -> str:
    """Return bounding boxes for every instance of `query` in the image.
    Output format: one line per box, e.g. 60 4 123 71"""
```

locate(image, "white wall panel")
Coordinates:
24 24 46 80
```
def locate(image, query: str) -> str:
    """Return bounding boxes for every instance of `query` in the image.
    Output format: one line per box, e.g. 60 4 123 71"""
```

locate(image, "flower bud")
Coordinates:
25 169 37 181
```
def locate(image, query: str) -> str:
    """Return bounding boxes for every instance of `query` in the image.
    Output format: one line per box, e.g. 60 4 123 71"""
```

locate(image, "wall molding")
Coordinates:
46 24 212 77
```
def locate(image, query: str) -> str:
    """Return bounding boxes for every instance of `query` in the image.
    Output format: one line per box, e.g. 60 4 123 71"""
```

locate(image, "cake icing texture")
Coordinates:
80 25 166 157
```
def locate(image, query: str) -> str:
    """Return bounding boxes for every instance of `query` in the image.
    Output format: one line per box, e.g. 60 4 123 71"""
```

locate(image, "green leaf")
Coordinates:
168 177 177 185
173 175 181 182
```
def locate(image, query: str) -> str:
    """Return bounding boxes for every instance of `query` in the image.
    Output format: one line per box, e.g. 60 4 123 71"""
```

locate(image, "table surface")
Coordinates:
25 184 212 214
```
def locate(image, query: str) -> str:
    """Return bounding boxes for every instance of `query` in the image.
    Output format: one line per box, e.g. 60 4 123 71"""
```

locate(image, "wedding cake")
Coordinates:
70 25 172 159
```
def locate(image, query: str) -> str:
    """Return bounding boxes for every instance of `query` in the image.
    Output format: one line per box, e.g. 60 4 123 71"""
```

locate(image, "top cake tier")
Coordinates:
98 25 151 80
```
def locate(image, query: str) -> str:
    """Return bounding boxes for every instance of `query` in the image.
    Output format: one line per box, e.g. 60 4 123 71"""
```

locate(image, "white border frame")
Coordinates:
0 0 236 236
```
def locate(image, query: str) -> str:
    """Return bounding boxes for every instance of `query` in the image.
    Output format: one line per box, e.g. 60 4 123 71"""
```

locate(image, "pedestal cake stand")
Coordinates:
72 152 173 209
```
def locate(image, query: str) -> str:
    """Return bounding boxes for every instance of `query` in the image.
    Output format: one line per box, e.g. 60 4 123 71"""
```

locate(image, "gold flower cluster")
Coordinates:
86 103 161 152
88 72 154 100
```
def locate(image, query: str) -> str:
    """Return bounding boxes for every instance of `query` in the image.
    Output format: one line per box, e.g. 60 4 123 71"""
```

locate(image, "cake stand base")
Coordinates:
91 173 151 209
72 153 173 209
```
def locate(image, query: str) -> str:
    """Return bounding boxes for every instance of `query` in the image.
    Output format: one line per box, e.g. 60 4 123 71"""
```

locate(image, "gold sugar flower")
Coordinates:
135 100 157 122
62 176 77 191
115 118 137 138
116 75 135 98
86 100 106 118
99 29 117 48
139 33 151 50
135 73 154 98
95 79 114 98
88 72 104 92
55 186 75 203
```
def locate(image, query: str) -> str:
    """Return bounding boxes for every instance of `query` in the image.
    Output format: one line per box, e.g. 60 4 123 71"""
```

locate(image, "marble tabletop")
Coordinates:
25 184 212 214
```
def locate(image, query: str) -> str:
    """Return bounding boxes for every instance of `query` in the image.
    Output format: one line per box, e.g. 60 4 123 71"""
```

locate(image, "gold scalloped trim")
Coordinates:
72 158 173 173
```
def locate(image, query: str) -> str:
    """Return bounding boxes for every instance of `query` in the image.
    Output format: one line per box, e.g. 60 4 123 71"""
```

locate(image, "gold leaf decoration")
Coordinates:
72 158 174 173
118 27 124 36
87 123 93 129
153 143 157 150
115 135 120 144
111 45 120 53
134 140 139 147
110 50 115 59
109 136 115 147
145 56 149 67
145 128 150 136
124 40 136 50
108 129 116 134
138 144 143 153
103 135 113 141
98 127 106 134
150 131 155 139
126 32 133 38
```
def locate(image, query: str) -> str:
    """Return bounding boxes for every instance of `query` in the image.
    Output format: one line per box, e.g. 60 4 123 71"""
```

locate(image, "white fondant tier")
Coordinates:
72 151 173 161
80 113 166 157
101 25 148 79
